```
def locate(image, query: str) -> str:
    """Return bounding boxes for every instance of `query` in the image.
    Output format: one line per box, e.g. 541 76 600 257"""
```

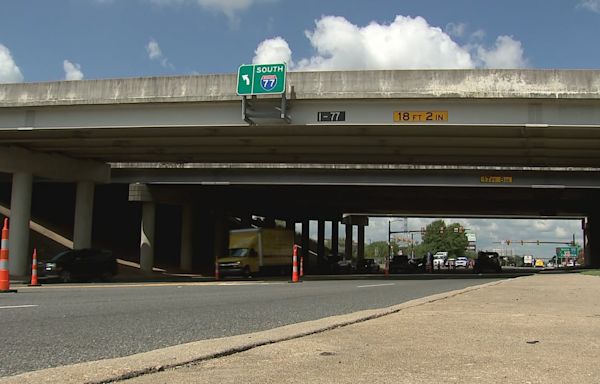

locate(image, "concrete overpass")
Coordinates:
1 69 599 276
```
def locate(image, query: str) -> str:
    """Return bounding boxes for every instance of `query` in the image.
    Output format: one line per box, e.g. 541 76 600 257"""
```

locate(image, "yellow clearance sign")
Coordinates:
480 176 513 184
394 111 448 122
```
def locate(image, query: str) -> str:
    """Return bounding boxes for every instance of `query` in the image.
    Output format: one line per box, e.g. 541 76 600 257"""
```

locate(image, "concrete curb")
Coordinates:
0 279 511 384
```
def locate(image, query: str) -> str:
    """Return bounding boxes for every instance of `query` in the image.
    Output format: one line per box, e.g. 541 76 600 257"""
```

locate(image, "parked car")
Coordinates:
356 258 380 273
445 258 456 268
473 251 502 273
534 259 545 268
39 249 117 283
433 255 446 269
455 257 469 268
333 259 355 274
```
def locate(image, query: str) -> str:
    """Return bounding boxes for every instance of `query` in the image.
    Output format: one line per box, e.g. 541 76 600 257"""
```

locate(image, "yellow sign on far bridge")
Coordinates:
394 111 448 122
480 176 513 184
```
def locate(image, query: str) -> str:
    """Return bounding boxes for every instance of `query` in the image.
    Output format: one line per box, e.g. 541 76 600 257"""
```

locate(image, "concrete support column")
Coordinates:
73 181 95 249
331 221 339 258
317 220 325 266
341 215 369 262
345 223 353 260
301 220 310 266
286 220 295 231
140 202 156 273
180 204 193 271
357 224 365 261
588 215 600 268
213 211 227 263
8 172 32 277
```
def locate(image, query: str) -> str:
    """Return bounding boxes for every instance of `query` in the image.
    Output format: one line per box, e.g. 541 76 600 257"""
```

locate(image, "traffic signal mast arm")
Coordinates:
494 240 575 245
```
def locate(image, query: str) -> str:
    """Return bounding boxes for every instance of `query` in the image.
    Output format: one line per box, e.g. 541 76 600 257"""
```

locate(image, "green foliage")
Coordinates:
582 270 600 277
365 241 392 263
421 220 469 258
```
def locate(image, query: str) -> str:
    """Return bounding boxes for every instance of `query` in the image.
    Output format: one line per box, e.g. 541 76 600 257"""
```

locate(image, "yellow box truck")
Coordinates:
217 228 295 277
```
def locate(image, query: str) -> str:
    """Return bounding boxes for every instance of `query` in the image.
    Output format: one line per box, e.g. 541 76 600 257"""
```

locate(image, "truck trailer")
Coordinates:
217 228 295 277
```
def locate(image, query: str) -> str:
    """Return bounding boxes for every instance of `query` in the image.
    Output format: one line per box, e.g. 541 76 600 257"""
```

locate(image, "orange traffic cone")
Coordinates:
291 244 299 283
28 248 41 287
0 218 17 293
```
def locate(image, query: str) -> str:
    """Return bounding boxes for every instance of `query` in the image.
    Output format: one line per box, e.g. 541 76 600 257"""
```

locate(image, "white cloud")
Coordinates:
146 39 172 68
253 15 528 70
253 36 292 65
146 39 162 60
476 35 527 69
578 0 600 13
445 22 467 38
63 60 84 80
0 44 24 83
148 0 275 27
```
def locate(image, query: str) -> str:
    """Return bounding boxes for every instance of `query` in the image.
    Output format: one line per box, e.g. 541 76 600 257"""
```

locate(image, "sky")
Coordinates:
0 0 596 258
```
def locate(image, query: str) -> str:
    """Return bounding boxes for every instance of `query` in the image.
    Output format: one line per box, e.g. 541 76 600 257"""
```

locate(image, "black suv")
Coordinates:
473 251 502 273
40 249 117 283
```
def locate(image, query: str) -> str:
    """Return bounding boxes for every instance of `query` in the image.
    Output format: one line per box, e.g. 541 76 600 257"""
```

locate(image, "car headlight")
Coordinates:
219 261 241 267
45 262 57 270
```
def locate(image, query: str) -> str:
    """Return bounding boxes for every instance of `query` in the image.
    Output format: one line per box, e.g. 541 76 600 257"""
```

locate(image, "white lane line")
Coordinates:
356 283 396 289
0 305 39 309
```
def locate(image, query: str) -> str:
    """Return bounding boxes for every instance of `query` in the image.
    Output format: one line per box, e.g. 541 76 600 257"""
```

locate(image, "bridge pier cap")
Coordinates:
341 215 369 227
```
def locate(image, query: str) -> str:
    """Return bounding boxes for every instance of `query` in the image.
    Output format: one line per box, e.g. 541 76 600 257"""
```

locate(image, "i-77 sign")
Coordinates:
237 63 286 96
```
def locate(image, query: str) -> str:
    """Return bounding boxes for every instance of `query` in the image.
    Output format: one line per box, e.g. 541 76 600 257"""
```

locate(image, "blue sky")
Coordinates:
0 0 594 259
1 0 600 82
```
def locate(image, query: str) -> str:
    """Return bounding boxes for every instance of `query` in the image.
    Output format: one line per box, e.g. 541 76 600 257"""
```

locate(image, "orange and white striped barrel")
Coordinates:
0 218 16 293
291 244 299 283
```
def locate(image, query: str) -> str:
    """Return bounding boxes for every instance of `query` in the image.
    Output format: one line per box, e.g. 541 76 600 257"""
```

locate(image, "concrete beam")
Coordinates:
0 145 109 183
341 215 369 226
1 70 600 108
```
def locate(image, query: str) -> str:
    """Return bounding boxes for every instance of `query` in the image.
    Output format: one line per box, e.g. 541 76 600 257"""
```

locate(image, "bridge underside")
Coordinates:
2 123 600 167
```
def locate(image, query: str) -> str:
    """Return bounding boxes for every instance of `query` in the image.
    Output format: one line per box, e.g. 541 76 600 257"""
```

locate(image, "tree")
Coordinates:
365 241 392 263
421 220 469 258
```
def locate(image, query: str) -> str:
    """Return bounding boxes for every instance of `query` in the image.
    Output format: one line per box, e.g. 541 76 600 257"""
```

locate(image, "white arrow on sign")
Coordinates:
242 74 250 86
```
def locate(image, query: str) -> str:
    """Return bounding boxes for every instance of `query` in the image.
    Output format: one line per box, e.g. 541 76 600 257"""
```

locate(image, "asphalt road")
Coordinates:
0 277 500 378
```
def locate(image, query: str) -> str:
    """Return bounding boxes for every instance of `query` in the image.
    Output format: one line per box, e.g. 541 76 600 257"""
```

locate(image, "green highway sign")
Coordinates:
556 246 578 258
237 63 286 96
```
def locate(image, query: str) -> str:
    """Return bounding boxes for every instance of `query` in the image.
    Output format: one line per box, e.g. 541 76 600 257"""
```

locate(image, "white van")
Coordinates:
433 252 447 268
